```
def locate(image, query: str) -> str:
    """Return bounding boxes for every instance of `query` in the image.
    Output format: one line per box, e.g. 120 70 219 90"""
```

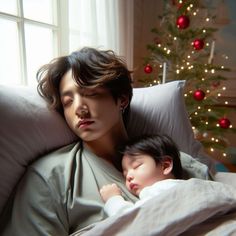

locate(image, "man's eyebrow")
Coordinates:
60 90 73 97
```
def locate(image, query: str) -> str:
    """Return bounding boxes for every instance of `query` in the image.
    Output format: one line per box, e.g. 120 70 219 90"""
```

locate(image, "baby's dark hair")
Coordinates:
122 134 183 179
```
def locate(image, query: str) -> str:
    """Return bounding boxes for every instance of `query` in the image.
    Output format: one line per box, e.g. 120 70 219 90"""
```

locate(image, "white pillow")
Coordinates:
0 81 213 216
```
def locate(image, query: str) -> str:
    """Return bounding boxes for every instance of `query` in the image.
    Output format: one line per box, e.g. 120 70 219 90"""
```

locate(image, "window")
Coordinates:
0 0 132 86
0 0 58 86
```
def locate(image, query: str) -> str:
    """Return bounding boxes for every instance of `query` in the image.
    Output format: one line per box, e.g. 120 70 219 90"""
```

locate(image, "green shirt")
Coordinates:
3 142 137 236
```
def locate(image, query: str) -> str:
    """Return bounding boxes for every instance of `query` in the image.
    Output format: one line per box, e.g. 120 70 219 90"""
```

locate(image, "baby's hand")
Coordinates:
100 183 122 202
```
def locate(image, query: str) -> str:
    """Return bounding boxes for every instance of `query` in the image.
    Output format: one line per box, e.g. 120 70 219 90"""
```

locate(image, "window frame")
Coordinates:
0 0 69 85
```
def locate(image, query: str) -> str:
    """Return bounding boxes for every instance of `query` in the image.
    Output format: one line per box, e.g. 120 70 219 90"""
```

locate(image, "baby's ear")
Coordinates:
162 156 173 175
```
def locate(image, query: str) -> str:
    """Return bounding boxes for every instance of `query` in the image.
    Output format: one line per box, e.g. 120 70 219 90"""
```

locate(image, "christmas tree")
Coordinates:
140 0 236 161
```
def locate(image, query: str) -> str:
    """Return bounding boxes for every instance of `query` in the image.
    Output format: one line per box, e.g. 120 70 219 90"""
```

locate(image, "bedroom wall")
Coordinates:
132 0 236 171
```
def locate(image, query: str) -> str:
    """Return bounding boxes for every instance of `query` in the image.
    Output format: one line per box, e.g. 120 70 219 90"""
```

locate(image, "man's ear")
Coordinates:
162 156 173 175
120 94 129 110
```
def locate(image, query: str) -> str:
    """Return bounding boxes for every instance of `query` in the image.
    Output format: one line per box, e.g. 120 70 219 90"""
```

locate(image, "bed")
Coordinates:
0 80 236 235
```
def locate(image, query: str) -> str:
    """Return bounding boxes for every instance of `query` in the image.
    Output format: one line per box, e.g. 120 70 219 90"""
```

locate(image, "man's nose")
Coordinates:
74 96 89 118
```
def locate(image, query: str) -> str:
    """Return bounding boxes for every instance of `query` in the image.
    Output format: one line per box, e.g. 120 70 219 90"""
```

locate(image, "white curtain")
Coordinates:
69 0 134 69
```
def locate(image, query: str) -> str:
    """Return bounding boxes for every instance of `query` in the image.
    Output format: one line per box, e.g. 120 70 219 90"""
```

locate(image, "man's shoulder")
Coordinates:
30 142 80 177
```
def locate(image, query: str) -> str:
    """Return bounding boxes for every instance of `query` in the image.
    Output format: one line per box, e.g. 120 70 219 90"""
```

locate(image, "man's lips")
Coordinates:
77 120 94 128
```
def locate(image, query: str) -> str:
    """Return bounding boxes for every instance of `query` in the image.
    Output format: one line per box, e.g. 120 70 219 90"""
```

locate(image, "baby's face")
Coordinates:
122 154 165 196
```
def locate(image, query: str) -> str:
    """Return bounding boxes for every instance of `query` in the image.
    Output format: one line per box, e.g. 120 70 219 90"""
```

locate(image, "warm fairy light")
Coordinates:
193 12 197 16
198 106 201 109
203 29 206 33
225 101 228 105
222 86 226 90
206 42 209 46
221 66 224 69
215 139 219 142
195 112 198 115
187 7 191 11
190 4 193 7
206 18 210 22
223 153 227 157
164 47 167 51
167 49 171 54
176 69 180 74
208 108 211 112
218 93 221 97
201 78 205 81
210 148 214 152
205 121 208 125
206 89 210 93
160 64 163 68
158 44 161 47
211 69 215 73
181 66 184 70
186 62 190 65
205 69 208 73
174 37 177 40
184 93 188 97
187 55 191 59
211 137 215 141
153 80 157 83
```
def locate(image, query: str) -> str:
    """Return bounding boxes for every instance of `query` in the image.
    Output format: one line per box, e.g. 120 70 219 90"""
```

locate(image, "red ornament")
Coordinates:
144 64 153 74
193 89 205 101
176 15 190 29
218 118 231 129
193 39 204 50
